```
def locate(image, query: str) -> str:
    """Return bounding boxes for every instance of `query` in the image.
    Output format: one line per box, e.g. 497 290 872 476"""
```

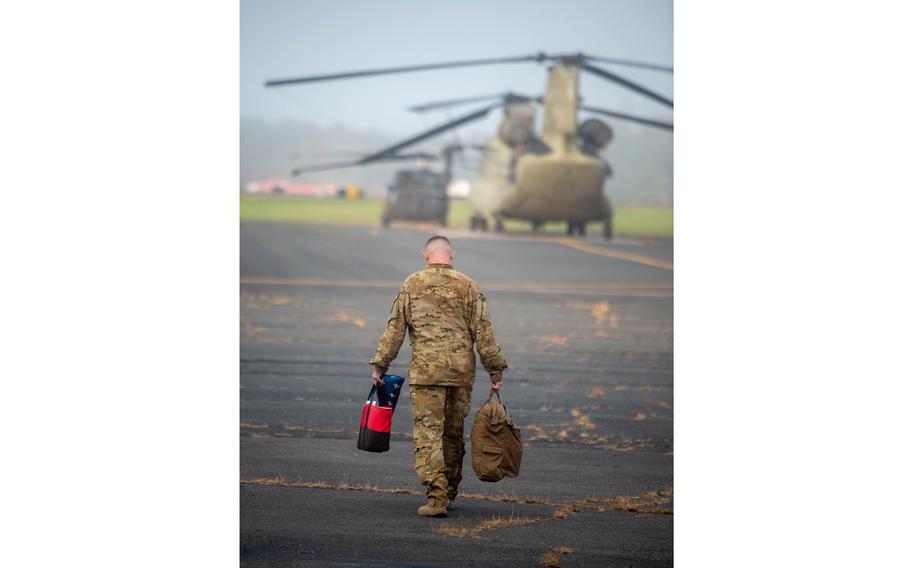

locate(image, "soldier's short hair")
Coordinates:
425 235 452 251
423 235 454 252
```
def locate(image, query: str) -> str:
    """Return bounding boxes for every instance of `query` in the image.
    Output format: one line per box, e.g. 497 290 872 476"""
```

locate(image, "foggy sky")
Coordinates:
241 0 672 133
240 0 673 204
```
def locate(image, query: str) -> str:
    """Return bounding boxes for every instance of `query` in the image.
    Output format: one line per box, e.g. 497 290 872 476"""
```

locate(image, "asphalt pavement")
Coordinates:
240 222 673 567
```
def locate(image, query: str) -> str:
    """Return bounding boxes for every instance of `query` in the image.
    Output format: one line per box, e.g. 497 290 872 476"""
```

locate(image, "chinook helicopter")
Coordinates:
265 52 672 239
408 91 672 235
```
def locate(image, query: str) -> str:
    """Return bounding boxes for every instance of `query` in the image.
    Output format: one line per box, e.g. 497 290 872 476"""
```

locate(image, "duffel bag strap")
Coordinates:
485 387 504 407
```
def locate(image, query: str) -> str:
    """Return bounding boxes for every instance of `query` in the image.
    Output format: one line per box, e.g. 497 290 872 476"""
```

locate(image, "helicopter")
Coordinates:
264 52 672 239
408 91 672 235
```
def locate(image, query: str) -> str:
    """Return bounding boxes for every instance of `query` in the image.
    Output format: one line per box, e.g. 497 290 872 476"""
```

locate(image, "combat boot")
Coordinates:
417 498 449 517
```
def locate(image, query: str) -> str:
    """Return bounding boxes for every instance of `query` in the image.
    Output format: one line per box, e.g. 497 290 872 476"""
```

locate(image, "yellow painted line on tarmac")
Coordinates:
547 238 674 271
240 277 672 298
446 230 673 271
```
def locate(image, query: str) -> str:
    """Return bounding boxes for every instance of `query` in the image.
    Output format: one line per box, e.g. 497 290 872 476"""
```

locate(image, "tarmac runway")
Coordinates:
240 222 673 567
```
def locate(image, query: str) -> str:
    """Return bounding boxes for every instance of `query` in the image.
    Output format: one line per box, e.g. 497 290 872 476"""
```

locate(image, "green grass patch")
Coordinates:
240 195 672 238
239 194 381 225
612 207 673 238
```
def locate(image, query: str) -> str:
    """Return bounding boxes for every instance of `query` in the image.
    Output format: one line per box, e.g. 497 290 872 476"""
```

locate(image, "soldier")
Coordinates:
370 235 508 517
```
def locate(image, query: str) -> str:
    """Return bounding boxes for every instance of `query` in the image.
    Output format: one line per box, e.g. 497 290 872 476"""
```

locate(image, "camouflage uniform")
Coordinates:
370 263 508 502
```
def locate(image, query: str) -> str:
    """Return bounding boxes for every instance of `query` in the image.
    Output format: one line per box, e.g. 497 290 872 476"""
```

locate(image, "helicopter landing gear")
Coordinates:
470 215 488 232
531 220 544 233
381 215 390 228
494 217 505 233
602 216 613 240
567 221 586 237
437 215 447 227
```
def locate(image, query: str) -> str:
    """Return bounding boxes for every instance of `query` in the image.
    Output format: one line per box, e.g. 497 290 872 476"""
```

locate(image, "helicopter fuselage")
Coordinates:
468 64 612 227
506 150 607 221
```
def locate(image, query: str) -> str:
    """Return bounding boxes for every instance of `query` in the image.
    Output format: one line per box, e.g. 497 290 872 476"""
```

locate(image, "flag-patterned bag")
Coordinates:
357 374 405 452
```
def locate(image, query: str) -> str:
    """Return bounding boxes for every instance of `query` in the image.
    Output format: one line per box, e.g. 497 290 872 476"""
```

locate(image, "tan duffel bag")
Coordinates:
471 389 523 482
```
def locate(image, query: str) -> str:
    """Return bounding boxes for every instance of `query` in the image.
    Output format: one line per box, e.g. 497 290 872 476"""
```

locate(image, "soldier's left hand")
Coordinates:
371 366 385 385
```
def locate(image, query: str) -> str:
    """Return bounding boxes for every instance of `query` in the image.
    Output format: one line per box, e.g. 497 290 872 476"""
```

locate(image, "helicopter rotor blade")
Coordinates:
265 55 541 87
291 160 367 176
394 152 440 160
580 105 674 131
585 55 673 73
291 106 497 175
359 104 498 163
409 92 509 113
290 150 370 159
291 153 439 176
408 92 536 113
581 63 674 108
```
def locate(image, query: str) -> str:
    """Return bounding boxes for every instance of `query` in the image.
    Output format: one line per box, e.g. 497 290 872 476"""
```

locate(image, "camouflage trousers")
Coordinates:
409 384 473 502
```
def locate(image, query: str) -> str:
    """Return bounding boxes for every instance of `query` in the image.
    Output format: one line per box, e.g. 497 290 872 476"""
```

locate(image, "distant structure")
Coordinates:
447 179 471 200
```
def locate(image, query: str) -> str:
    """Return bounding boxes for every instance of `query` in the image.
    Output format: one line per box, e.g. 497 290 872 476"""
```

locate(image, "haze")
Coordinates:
240 0 673 205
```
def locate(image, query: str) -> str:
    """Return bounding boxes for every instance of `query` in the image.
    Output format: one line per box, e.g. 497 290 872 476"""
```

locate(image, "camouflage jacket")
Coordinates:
370 263 508 386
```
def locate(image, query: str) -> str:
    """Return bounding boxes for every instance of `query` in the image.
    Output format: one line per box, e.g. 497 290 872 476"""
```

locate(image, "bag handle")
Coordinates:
484 387 507 413
358 385 378 448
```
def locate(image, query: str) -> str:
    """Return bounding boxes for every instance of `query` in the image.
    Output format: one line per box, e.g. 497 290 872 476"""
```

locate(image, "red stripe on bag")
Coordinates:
365 404 392 432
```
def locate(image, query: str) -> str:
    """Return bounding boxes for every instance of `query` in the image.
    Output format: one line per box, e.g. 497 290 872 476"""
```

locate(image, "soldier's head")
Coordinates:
424 235 454 265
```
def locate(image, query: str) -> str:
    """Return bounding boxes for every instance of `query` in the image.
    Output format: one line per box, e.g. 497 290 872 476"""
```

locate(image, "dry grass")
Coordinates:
240 477 420 495
586 385 607 398
590 302 610 324
330 311 367 329
241 477 334 490
541 547 574 568
433 526 483 540
241 477 562 505
459 492 551 506
538 333 569 347
435 499 588 541
572 415 596 430
282 424 345 433
241 476 673 545
549 500 583 520
563 301 620 329
434 514 542 541
241 423 347 437
243 325 268 337
585 487 673 514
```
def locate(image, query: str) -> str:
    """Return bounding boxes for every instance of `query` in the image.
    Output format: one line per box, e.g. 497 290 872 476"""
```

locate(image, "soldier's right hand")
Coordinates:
371 366 385 385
